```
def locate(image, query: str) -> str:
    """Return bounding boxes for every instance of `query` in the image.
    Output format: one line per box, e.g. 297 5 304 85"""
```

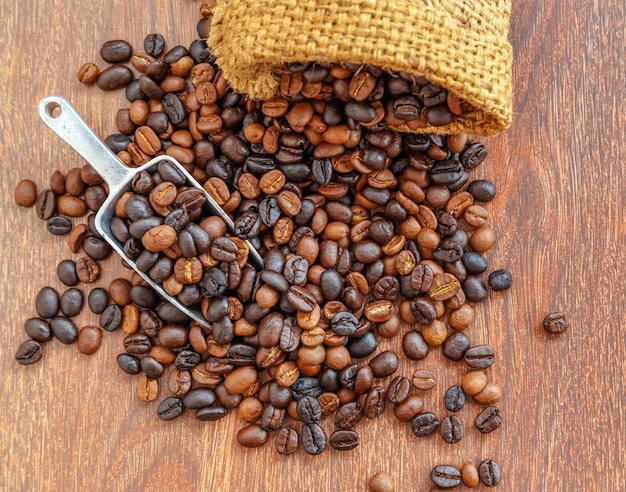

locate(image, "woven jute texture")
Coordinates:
209 0 513 136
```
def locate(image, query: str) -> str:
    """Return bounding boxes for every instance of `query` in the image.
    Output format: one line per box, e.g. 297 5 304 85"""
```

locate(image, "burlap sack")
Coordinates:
208 0 512 136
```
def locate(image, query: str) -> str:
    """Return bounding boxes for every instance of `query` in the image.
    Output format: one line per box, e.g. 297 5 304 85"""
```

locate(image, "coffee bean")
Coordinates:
144 33 166 58
468 179 496 202
15 340 44 365
329 430 360 451
363 386 386 418
334 401 364 429
386 376 410 404
301 422 326 455
367 471 394 492
543 312 569 334
442 331 471 361
183 388 217 409
47 216 72 235
156 397 184 421
24 318 52 343
76 257 100 283
440 415 464 444
77 326 102 355
35 189 56 220
296 395 322 424
275 426 298 455
100 304 123 331
479 459 501 487
368 350 399 378
97 64 133 91
14 179 38 207
117 353 141 375
431 465 462 488
88 288 109 314
489 269 512 291
50 316 78 344
100 40 133 63
411 412 440 437
60 288 84 317
412 369 436 390
444 385 466 412
402 330 429 360
460 461 480 488
464 344 495 368
35 286 59 318
475 406 503 433
57 259 79 286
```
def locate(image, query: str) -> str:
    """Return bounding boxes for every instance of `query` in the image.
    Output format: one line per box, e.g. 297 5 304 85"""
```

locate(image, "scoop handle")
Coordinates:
38 96 131 189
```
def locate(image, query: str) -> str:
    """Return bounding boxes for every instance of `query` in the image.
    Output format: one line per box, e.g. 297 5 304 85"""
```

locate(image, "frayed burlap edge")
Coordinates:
209 0 513 137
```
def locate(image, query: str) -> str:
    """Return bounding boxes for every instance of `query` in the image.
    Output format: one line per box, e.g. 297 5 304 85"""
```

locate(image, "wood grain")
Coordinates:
1 1 624 490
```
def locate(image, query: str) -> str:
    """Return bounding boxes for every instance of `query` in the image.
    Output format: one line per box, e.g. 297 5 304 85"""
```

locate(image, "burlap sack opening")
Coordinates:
208 0 512 136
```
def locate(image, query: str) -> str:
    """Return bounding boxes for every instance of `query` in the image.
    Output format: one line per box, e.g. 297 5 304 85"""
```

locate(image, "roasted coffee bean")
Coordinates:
543 312 569 334
444 385 466 412
100 40 132 63
60 288 84 317
402 330 429 360
260 405 285 431
440 415 464 444
275 426 299 455
24 318 52 343
468 179 496 202
412 369 436 390
431 465 462 488
412 412 440 437
47 216 72 235
76 257 100 283
334 401 364 429
82 236 112 260
461 275 487 303
99 303 123 332
237 424 268 448
331 311 358 336
367 471 394 492
347 331 378 359
479 460 501 487
461 143 488 169
157 397 184 421
183 388 217 409
386 376 411 404
144 33 166 57
15 339 44 365
475 406 503 433
363 386 386 418
87 288 109 314
116 353 141 375
35 189 56 220
368 350 398 378
14 179 38 207
35 286 59 318
329 430 360 451
461 462 480 488
77 326 102 355
442 331 471 361
97 64 133 91
50 316 78 344
301 423 326 455
489 269 512 291
464 344 495 368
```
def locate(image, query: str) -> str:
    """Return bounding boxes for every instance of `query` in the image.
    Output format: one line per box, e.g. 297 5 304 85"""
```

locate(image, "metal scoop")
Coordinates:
38 95 263 329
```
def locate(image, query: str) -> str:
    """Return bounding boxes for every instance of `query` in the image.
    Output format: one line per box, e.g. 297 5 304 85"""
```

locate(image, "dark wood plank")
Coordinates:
0 1 624 490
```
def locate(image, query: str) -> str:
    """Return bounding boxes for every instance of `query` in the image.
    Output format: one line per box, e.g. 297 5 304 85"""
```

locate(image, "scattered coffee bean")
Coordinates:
15 340 43 365
479 459 501 487
431 465 462 488
543 312 569 334
475 406 503 433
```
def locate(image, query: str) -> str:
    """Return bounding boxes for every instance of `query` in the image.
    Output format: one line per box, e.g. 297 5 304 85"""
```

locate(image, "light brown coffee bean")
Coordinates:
77 326 102 355
461 370 488 396
137 373 159 402
142 224 177 252
14 179 38 207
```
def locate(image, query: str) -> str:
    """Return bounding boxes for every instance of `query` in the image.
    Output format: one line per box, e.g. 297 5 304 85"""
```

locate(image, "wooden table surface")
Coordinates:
1 1 624 490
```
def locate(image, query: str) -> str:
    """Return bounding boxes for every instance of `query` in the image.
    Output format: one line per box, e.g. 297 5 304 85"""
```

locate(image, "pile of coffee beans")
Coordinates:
12 0 529 487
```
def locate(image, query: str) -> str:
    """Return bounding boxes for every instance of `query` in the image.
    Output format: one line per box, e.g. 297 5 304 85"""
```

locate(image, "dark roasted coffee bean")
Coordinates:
260 404 285 431
301 423 326 455
329 430 360 451
442 331 471 361
462 251 488 275
100 40 132 63
275 426 299 455
175 350 202 370
331 311 358 336
82 236 112 260
100 304 123 331
291 376 322 400
431 465 462 488
140 356 164 379
15 340 43 365
237 424 268 448
410 297 436 324
444 385 466 412
543 312 570 334
347 331 378 359
464 344 495 368
411 412 440 437
87 288 109 314
49 316 78 344
368 350 398 378
196 404 228 421
117 353 141 375
468 179 496 202
96 64 133 91
59 288 83 317
363 386 386 419
24 318 52 343
440 415 464 444
475 406 503 433
157 397 183 421
489 269 512 291
183 388 217 409
47 216 72 235
461 143 488 169
334 401 364 429
162 93 186 124
124 333 152 355
462 275 487 302
35 286 59 318
129 285 159 308
76 257 100 283
144 33 166 57
57 259 79 286
479 460 501 487
402 330 429 360
387 376 411 404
